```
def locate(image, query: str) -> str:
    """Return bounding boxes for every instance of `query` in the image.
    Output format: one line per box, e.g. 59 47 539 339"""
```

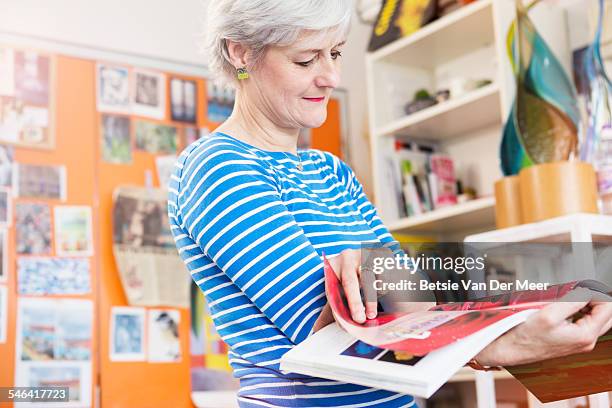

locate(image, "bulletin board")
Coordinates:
0 42 347 408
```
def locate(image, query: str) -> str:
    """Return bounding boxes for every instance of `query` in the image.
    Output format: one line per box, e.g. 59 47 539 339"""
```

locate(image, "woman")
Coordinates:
168 1 612 406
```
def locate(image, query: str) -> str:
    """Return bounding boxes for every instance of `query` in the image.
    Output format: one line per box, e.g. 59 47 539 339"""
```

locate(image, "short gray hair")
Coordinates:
204 0 352 86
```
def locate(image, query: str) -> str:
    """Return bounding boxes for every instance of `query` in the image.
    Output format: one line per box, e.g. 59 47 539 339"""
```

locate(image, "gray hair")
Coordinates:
204 0 352 86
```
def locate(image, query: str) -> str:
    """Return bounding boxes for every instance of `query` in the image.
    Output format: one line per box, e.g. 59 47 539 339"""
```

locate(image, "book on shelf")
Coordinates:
280 257 612 401
387 141 460 219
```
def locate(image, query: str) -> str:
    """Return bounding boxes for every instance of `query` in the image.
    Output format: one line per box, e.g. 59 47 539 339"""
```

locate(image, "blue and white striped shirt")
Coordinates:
169 132 415 407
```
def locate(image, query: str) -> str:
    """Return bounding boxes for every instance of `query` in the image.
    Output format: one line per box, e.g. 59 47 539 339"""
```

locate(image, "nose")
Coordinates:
314 57 340 89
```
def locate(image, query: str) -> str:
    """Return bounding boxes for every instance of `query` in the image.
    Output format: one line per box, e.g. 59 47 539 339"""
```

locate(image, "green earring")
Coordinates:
237 67 249 80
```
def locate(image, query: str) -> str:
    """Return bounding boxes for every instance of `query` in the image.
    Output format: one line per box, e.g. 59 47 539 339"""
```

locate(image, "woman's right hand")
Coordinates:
325 248 378 324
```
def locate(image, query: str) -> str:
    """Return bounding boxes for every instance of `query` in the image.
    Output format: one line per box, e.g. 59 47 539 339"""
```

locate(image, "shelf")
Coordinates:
388 196 495 235
375 83 501 140
465 213 612 243
367 0 495 69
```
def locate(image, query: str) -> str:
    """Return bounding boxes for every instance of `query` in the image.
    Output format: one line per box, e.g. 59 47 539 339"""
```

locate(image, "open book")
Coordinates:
280 255 612 402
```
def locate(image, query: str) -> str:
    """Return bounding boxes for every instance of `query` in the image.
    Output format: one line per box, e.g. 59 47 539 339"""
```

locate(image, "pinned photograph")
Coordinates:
155 155 176 189
54 206 94 257
96 63 130 114
170 77 197 123
0 284 6 343
14 50 51 106
0 97 53 149
16 202 52 255
110 306 146 361
207 81 235 123
0 46 15 96
13 163 66 201
16 297 92 362
19 363 91 407
0 229 8 282
148 309 181 363
18 257 91 296
133 69 166 120
101 114 131 164
0 145 14 187
134 119 178 155
0 186 11 226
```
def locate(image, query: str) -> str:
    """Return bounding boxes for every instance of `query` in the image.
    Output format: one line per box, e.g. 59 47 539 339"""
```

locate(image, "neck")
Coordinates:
219 91 300 155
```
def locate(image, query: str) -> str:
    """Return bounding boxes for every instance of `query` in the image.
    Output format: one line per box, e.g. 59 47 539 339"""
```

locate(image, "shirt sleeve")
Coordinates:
175 143 326 345
323 151 405 256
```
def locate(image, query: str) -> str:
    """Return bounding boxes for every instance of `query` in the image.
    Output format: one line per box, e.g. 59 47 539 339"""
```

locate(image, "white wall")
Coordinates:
0 0 377 196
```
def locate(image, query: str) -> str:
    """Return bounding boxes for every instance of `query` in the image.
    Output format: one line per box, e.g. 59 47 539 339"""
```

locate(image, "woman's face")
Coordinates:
244 32 344 129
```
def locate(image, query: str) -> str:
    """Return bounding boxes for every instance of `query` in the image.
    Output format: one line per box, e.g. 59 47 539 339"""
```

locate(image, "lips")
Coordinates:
303 97 325 102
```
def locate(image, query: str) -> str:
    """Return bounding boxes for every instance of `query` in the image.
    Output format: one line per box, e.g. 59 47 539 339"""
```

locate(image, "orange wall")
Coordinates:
0 48 345 408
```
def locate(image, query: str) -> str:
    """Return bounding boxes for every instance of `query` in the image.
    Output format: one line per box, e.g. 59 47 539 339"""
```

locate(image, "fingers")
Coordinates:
341 254 366 323
365 301 378 320
532 300 589 328
576 302 612 337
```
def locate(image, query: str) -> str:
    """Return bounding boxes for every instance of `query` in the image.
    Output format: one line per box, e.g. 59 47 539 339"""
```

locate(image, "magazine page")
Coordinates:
323 254 581 355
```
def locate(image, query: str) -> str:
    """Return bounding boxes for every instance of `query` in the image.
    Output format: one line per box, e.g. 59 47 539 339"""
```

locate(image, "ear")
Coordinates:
226 40 250 69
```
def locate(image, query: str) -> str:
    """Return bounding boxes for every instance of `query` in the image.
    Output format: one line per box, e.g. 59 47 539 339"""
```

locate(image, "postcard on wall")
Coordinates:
148 309 181 363
101 114 132 164
110 306 146 361
0 229 8 282
0 46 15 96
16 202 52 255
96 63 130 114
0 47 54 149
0 186 11 226
54 206 93 257
14 361 92 408
0 145 14 187
134 119 178 155
18 257 90 296
13 163 67 201
0 97 53 149
15 297 93 362
14 50 51 106
206 81 235 123
0 284 6 343
170 77 197 124
155 155 176 189
132 68 166 120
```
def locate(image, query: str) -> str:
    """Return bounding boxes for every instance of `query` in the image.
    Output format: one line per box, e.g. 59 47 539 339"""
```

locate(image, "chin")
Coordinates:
302 113 328 129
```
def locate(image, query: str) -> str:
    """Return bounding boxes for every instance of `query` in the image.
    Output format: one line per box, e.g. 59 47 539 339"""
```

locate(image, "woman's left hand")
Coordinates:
474 290 612 367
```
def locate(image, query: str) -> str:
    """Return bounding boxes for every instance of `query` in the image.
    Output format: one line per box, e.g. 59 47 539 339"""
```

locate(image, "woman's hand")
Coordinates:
475 289 612 367
317 248 378 325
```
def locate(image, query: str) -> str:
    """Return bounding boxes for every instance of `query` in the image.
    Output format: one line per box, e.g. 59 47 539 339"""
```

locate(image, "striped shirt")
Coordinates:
168 132 416 407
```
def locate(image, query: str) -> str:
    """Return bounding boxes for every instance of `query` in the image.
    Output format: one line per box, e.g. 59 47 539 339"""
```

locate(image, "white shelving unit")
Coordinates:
365 0 571 240
388 196 495 235
364 1 585 407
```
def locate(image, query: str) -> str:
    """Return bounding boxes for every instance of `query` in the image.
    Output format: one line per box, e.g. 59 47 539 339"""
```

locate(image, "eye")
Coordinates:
331 51 342 60
296 57 315 67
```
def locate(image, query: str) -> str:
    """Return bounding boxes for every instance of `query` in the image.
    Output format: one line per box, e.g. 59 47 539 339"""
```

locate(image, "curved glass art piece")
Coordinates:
500 0 581 176
580 0 612 165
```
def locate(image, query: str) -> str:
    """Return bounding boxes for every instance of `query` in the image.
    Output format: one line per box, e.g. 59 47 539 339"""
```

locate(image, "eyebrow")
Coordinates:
297 41 346 54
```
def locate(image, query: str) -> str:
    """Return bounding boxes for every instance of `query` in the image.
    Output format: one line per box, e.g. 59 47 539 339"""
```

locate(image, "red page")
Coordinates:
323 254 578 355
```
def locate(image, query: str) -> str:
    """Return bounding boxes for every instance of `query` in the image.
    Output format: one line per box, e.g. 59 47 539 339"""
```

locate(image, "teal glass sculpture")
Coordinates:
500 0 581 176
580 0 612 167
